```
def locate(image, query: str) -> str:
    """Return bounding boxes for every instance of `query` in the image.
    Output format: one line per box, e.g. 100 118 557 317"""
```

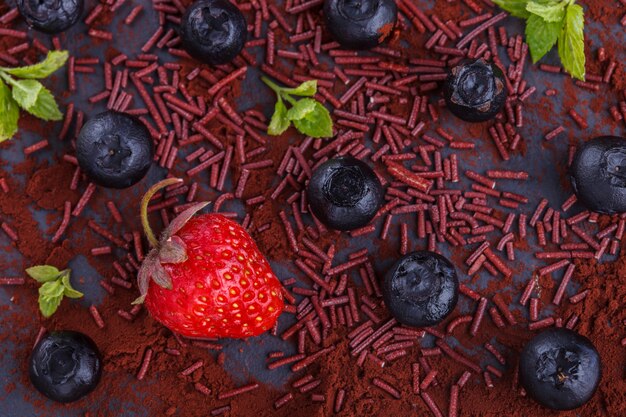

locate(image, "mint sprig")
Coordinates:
494 0 531 18
261 77 333 138
26 265 83 318
0 50 68 143
494 0 585 80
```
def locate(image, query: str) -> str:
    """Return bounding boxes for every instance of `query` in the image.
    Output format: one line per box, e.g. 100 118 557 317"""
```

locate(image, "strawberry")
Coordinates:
134 178 284 338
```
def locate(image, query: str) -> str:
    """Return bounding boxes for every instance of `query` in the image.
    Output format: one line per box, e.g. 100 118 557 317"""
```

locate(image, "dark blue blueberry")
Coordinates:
570 136 626 214
17 0 83 34
29 331 102 403
443 58 507 122
324 0 397 50
382 251 459 328
307 157 384 231
180 0 247 65
77 111 154 189
520 328 601 411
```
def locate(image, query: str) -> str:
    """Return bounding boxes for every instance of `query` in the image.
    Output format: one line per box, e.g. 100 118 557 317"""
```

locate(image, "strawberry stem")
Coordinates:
141 178 183 248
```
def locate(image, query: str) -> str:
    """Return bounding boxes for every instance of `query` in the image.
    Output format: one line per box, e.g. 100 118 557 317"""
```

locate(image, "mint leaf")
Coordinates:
493 0 531 18
39 294 63 318
61 273 83 299
0 79 19 142
25 84 62 121
1 50 69 79
526 1 566 22
28 265 81 317
63 286 84 299
526 14 562 63
558 3 585 80
7 79 62 121
11 79 43 110
287 98 317 121
262 76 333 138
39 280 64 298
292 101 333 138
282 80 317 97
268 98 290 136
0 50 67 137
26 265 61 283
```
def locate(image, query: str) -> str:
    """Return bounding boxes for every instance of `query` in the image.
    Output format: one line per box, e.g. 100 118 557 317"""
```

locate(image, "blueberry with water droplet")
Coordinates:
180 0 247 65
520 328 601 410
307 157 384 231
443 58 507 122
382 251 459 328
29 331 102 403
77 111 154 189
570 136 626 214
17 0 83 34
324 0 397 50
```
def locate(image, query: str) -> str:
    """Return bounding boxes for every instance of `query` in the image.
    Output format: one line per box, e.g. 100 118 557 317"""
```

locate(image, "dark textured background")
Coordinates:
1 0 625 415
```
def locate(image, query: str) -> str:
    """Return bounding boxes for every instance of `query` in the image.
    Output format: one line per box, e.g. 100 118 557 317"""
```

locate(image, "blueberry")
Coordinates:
307 157 384 231
570 136 626 214
77 111 154 189
324 0 397 50
382 251 459 328
443 58 507 123
520 328 601 411
17 0 83 34
180 0 247 65
29 331 102 403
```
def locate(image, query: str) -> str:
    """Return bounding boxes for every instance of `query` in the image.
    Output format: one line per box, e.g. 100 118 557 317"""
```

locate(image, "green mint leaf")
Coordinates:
1 50 69 79
63 287 83 298
29 266 78 317
24 84 63 121
11 79 43 110
26 265 61 283
493 0 531 18
526 1 566 22
0 79 19 143
526 14 562 63
268 97 291 136
292 101 333 138
7 78 62 121
281 80 318 97
39 280 64 298
558 3 585 80
286 98 317 121
39 294 63 318
61 272 84 299
262 76 330 137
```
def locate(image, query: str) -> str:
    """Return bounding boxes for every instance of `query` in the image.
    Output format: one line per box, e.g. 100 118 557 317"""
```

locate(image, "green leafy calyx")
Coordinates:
0 50 68 143
134 178 209 305
26 265 83 318
262 77 333 138
494 0 585 80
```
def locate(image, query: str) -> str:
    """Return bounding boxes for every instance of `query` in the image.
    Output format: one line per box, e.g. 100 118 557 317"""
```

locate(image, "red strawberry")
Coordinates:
135 178 284 338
